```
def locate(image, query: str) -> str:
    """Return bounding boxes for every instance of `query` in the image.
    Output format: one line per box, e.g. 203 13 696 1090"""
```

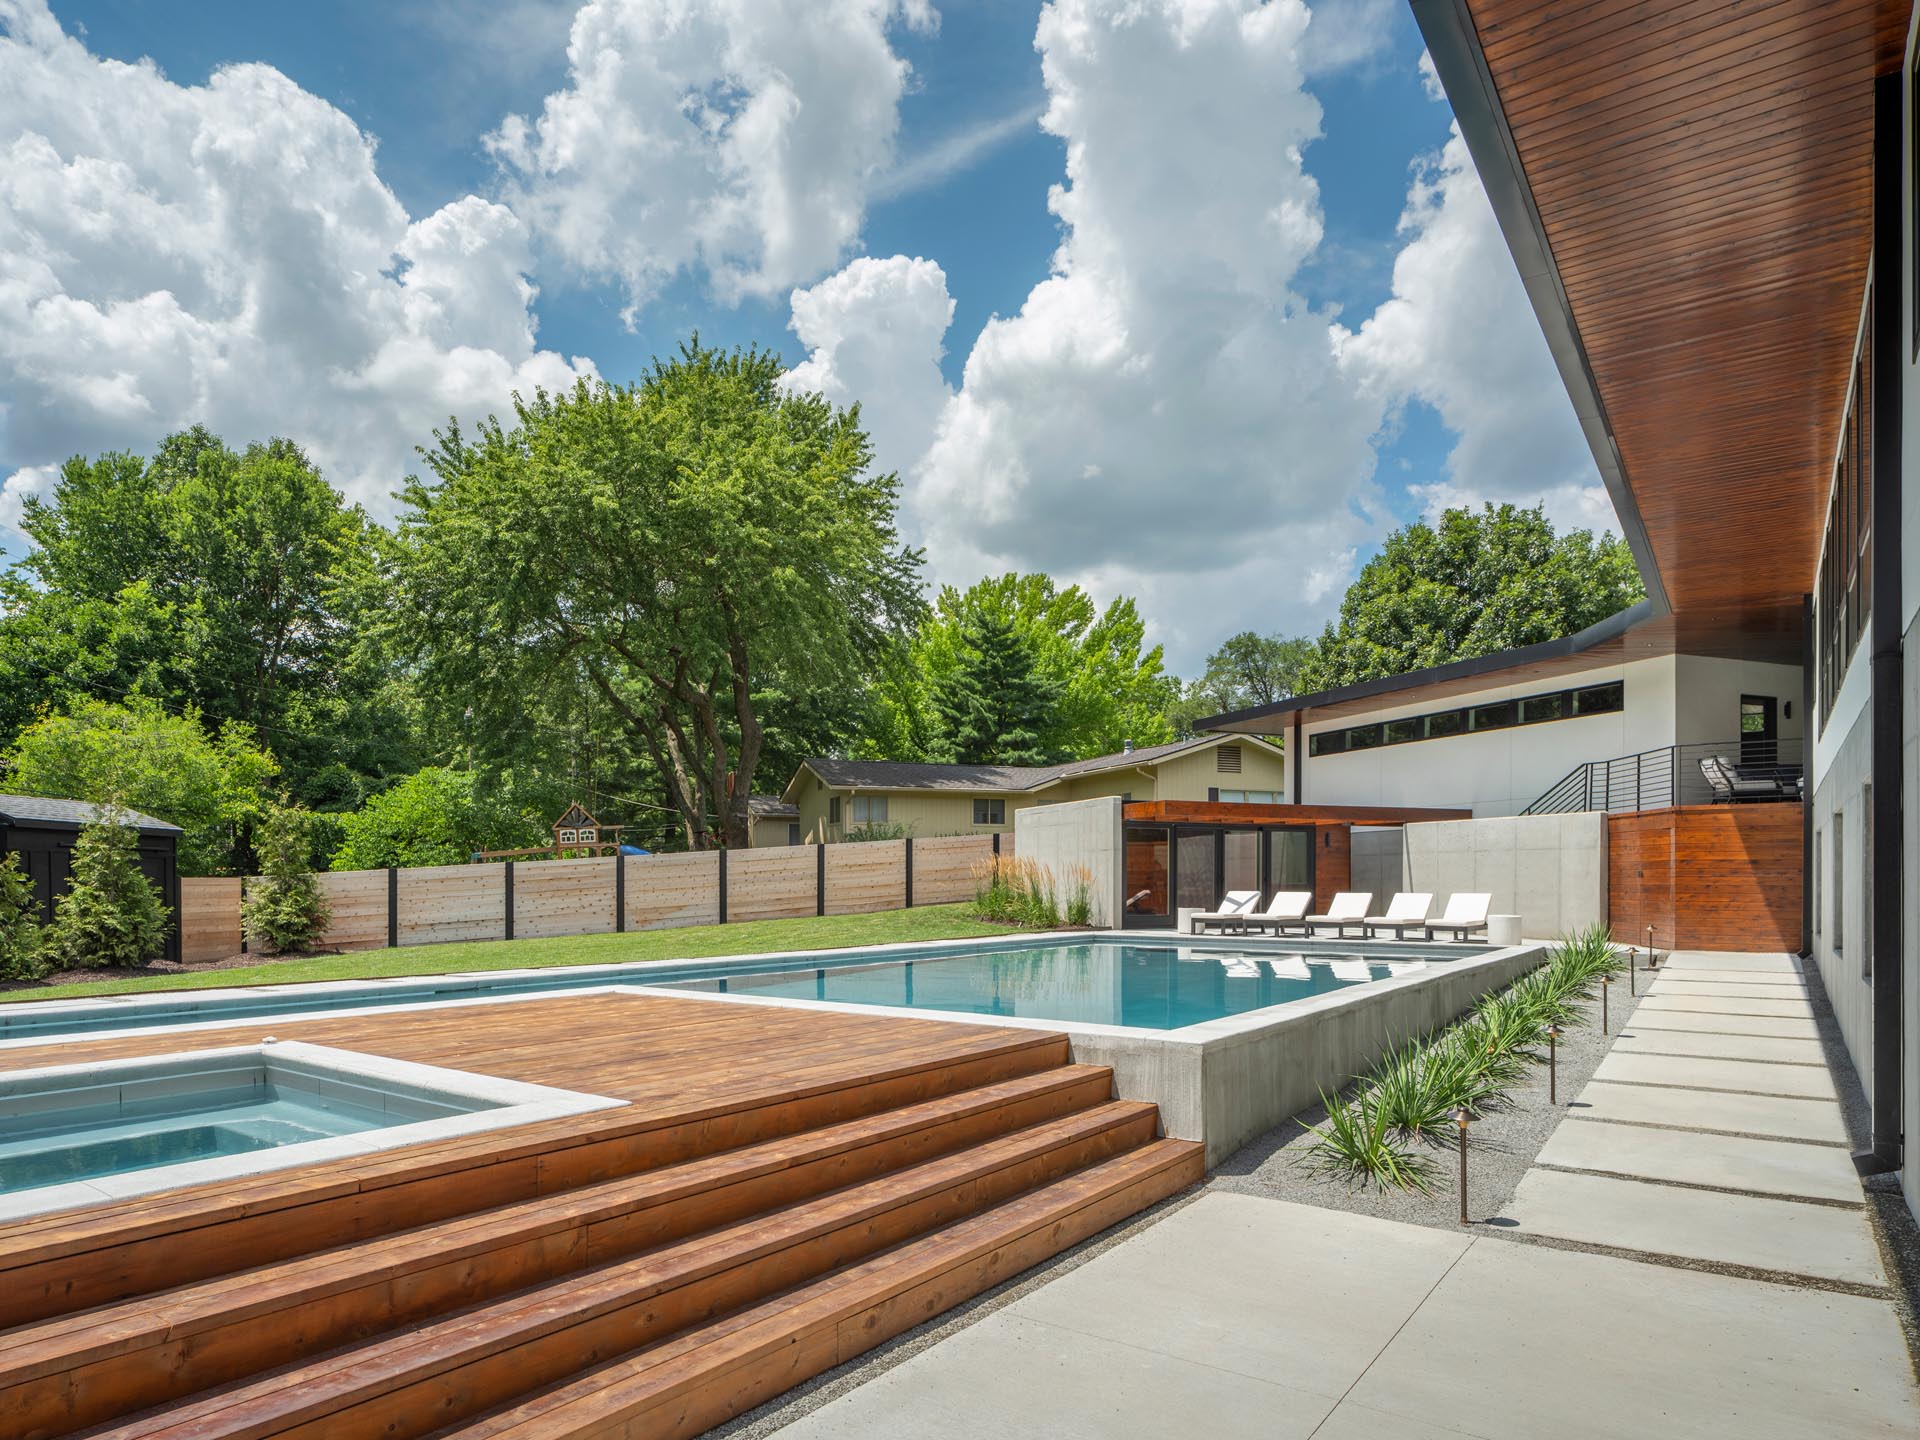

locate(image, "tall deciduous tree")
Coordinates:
1170 631 1313 733
1301 503 1644 690
395 342 923 849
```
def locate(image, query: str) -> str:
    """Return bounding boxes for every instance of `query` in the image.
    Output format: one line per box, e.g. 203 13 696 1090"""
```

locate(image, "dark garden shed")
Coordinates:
0 795 184 963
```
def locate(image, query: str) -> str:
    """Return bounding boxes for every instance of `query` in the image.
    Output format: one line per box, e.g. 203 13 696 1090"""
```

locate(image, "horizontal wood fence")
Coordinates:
178 832 1011 963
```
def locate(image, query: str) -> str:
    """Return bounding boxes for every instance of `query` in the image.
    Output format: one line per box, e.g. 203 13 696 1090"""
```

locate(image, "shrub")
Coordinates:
1064 866 1093 927
0 852 47 981
242 806 334 955
971 856 1062 928
841 821 910 843
1303 1086 1434 1192
329 768 538 870
48 805 170 969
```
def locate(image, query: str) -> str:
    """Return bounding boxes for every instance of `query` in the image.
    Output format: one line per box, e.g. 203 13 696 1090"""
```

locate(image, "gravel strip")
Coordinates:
1209 955 1650 1231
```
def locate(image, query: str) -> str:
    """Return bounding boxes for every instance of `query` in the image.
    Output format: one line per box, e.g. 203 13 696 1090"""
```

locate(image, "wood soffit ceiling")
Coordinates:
1464 0 1911 630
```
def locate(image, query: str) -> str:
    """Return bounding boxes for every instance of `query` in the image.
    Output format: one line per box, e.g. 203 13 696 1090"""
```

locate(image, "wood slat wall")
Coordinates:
1314 827 1351 915
825 839 907 916
316 870 388 950
1607 803 1804 951
176 835 1008 959
178 878 241 963
514 857 616 940
728 847 817 924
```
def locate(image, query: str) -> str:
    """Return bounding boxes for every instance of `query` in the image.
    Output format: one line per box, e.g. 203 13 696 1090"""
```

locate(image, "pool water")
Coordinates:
660 942 1425 1030
0 1091 391 1192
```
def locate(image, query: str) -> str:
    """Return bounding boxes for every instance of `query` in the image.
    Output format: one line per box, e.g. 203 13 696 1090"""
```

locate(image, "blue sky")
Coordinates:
0 0 1602 669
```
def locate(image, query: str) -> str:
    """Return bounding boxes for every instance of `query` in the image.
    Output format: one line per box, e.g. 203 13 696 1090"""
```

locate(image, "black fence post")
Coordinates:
504 860 515 941
386 866 398 948
616 849 627 933
718 847 729 924
992 831 1002 857
816 843 826 916
904 837 914 909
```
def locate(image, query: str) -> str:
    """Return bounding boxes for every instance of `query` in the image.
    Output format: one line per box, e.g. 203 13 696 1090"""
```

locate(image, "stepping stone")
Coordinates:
1625 1009 1820 1039
1569 1080 1847 1144
1651 971 1809 987
1638 993 1815 1019
1594 1052 1836 1099
1502 1170 1884 1288
1649 982 1812 1001
1656 952 1800 973
1538 1117 1863 1203
1613 1029 1826 1064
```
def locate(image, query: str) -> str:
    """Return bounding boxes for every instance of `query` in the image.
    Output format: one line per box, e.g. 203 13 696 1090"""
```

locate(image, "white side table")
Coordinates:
1486 913 1523 947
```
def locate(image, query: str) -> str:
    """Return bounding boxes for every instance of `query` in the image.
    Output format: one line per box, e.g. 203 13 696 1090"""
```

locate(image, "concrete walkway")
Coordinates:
767 950 1920 1439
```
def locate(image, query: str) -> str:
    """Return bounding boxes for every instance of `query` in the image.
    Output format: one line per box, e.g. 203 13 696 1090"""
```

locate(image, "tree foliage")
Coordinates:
1169 631 1313 734
872 574 1177 763
0 428 415 806
0 852 46 982
3 697 278 875
1300 503 1644 690
48 805 170 970
242 805 334 954
395 342 923 848
927 609 1060 766
328 768 541 871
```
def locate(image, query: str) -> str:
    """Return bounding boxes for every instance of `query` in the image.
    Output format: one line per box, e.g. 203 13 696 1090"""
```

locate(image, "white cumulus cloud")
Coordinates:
0 0 591 530
1334 124 1607 531
488 0 937 320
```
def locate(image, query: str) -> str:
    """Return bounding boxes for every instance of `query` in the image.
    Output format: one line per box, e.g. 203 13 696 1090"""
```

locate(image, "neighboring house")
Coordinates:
0 794 184 963
746 794 802 847
771 735 1285 844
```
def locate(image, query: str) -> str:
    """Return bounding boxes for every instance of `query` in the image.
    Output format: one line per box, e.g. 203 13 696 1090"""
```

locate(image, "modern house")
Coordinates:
769 734 1285 845
1194 0 1918 1224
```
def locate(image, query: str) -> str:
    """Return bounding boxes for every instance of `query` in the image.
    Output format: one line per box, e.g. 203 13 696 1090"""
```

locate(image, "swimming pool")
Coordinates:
0 936 1483 1041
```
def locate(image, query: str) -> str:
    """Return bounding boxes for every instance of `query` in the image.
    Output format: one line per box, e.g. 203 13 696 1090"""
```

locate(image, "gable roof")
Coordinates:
794 735 1264 796
0 794 183 835
747 795 800 819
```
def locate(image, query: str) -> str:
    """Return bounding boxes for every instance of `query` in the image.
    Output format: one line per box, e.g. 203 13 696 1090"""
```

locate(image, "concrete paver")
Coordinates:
1612 1028 1826 1064
1622 1008 1820 1039
1342 1235 1917 1440
1645 982 1813 1002
1569 1079 1848 1142
1502 1169 1884 1285
1592 1050 1837 1099
1536 1116 1863 1202
1646 952 1801 973
1633 992 1816 1018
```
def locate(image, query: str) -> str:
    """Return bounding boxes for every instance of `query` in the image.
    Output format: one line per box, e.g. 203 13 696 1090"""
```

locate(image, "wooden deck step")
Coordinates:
0 1027 1072 1331
1 1066 1119 1439
78 1103 1173 1439
441 1139 1205 1440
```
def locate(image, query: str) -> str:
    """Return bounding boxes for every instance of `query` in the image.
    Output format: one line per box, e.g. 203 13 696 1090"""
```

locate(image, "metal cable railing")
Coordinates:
1522 736 1804 815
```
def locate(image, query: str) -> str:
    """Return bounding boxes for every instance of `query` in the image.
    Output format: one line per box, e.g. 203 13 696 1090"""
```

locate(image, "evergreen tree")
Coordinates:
930 611 1061 766
0 852 46 982
241 805 333 954
49 805 170 969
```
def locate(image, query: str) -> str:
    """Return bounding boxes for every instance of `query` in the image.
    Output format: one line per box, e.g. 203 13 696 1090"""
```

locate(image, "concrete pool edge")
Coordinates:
611 939 1550 1165
0 1041 627 1221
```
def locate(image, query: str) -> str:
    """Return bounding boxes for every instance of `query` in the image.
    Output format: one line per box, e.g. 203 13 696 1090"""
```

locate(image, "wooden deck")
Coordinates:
0 993 1202 1438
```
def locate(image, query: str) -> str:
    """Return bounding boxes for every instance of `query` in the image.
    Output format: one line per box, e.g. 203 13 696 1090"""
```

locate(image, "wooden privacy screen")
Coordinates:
1314 827 1351 915
177 834 1009 961
1607 804 1803 952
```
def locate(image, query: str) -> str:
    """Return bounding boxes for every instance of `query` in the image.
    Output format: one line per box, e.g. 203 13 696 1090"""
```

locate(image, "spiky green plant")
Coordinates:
1303 1086 1435 1192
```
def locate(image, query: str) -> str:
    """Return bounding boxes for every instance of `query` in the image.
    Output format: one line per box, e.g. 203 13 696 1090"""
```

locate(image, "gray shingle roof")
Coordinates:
800 736 1242 794
0 794 184 834
747 795 800 819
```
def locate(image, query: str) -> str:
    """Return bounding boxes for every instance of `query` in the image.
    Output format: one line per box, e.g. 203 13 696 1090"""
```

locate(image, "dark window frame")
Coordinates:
1307 680 1624 756
972 797 1006 826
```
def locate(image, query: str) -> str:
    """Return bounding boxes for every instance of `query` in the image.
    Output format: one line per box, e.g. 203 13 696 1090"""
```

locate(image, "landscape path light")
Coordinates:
1546 1024 1563 1104
1601 972 1611 1033
1455 1108 1471 1225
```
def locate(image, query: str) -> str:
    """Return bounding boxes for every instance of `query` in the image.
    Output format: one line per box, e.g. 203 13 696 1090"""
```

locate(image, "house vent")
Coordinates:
1216 744 1243 774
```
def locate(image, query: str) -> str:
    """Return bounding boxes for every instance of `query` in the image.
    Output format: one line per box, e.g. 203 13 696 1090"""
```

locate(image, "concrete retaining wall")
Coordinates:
1013 797 1125 927
1350 827 1406 899
1397 813 1606 940
1063 942 1547 1164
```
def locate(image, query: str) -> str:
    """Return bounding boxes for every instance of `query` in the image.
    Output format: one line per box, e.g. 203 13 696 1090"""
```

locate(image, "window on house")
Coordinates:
1833 812 1845 955
1308 730 1347 757
1217 790 1244 804
829 797 842 824
787 823 801 845
1863 785 1873 981
1346 724 1385 750
1818 305 1873 727
1471 701 1517 731
1573 682 1625 716
1814 831 1823 937
1216 744 1243 774
1520 693 1566 724
850 796 888 825
1426 709 1468 739
973 798 1005 826
1384 718 1420 745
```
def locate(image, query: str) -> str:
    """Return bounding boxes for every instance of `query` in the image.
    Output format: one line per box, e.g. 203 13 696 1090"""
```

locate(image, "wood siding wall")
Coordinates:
1314 826 1351 915
1607 804 1803 952
179 835 1007 962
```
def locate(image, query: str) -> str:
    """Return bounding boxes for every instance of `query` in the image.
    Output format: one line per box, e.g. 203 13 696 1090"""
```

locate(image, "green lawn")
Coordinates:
10 904 1014 1004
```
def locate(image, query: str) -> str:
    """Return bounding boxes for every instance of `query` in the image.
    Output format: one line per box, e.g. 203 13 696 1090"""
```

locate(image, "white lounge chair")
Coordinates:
1364 892 1433 939
1421 892 1492 941
1241 890 1314 935
1303 892 1373 938
1189 890 1261 934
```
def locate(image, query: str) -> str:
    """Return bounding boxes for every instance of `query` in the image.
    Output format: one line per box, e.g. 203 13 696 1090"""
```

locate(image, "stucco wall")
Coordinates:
1396 813 1608 941
1012 797 1125 927
1810 695 1875 1109
1300 654 1679 815
1673 655 1805 748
